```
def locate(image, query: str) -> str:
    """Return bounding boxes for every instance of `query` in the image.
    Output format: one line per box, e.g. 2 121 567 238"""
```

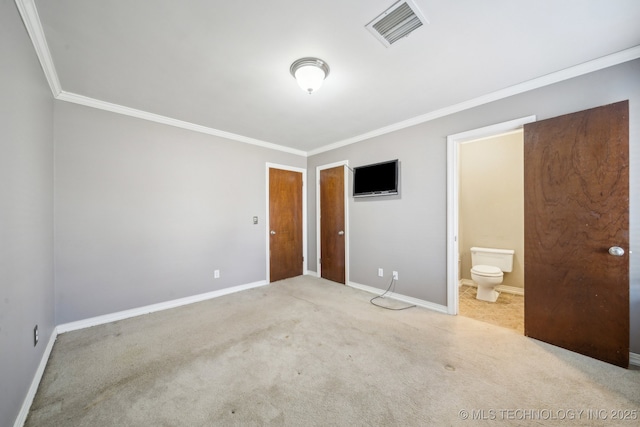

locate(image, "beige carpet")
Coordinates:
27 276 639 426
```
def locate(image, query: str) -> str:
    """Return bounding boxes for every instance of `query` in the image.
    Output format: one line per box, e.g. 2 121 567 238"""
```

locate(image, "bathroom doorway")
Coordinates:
457 130 525 332
446 116 536 333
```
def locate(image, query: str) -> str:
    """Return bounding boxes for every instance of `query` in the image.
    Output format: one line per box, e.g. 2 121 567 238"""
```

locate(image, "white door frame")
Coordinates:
446 116 536 314
265 163 307 282
316 161 350 283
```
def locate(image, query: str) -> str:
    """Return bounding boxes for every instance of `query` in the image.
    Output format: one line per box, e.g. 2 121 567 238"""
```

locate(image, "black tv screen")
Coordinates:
353 159 399 197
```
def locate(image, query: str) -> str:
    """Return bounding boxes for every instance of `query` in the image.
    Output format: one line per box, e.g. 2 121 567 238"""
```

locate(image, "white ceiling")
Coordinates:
24 0 640 154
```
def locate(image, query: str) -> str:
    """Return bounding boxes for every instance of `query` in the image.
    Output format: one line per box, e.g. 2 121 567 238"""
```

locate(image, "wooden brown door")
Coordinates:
524 101 629 367
320 166 346 284
269 168 303 282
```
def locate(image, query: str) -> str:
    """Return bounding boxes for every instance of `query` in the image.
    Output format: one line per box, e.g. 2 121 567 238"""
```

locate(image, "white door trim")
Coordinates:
265 163 307 282
316 161 350 283
446 116 536 314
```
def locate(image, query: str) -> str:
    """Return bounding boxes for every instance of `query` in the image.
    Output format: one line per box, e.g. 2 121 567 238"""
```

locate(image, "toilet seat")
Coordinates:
471 265 503 277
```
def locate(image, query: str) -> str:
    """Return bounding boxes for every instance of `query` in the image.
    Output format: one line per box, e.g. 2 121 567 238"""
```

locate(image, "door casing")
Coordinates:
447 116 537 314
316 161 349 283
266 163 307 282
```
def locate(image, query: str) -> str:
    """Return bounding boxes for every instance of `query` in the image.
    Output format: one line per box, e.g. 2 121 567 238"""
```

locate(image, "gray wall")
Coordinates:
307 59 640 353
309 127 448 304
54 102 306 324
0 1 55 426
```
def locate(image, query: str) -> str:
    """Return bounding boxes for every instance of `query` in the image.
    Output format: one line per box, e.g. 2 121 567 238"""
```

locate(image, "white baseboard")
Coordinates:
14 329 58 427
630 352 640 367
460 278 524 296
498 285 525 296
57 280 268 334
305 270 319 278
347 281 448 314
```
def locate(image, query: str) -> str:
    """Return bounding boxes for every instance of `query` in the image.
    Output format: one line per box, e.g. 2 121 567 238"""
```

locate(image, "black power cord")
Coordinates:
370 277 416 311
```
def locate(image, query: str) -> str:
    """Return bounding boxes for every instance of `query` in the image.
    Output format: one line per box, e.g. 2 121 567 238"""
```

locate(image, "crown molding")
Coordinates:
15 0 640 158
15 0 62 97
14 0 305 157
308 45 640 156
56 91 307 156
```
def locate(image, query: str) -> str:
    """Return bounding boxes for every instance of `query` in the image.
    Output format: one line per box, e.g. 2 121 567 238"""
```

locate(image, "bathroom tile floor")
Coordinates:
459 285 524 334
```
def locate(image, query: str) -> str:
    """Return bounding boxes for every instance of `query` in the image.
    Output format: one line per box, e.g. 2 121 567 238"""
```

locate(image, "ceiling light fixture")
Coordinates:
290 57 330 94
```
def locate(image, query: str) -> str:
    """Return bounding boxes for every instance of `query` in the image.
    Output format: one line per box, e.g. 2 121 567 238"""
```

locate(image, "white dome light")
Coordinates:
290 58 330 94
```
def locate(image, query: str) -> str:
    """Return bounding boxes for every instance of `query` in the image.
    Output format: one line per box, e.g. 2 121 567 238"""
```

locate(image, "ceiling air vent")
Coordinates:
366 0 429 48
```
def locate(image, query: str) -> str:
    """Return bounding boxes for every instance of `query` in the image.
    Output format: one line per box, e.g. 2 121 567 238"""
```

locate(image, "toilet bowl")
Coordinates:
471 265 503 302
469 247 514 303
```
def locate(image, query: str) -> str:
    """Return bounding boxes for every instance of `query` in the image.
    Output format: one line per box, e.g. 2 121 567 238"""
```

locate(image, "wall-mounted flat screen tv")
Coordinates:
353 159 399 198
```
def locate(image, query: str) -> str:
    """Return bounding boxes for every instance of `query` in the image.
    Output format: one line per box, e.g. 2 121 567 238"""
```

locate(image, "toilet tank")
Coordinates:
470 247 514 272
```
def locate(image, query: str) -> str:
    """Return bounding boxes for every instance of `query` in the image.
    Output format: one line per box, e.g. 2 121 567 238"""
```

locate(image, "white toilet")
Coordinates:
470 247 514 302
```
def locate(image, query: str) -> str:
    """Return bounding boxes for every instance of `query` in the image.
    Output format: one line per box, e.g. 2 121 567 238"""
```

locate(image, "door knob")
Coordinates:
270 230 276 235
338 230 344 235
608 246 624 256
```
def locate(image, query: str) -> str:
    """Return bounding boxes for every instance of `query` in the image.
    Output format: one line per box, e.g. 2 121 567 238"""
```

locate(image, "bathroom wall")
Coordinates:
459 131 525 288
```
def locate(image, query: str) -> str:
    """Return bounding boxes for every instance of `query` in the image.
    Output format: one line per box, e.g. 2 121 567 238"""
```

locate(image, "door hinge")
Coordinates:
319 258 322 265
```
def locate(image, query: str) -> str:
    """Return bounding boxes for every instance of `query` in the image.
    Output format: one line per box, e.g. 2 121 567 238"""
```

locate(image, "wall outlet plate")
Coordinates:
214 270 220 279
378 268 383 277
393 271 399 280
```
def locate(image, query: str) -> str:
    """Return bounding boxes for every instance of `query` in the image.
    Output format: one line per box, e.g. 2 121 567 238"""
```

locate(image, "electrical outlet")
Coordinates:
214 270 220 279
378 268 383 277
393 271 399 280
33 325 38 347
